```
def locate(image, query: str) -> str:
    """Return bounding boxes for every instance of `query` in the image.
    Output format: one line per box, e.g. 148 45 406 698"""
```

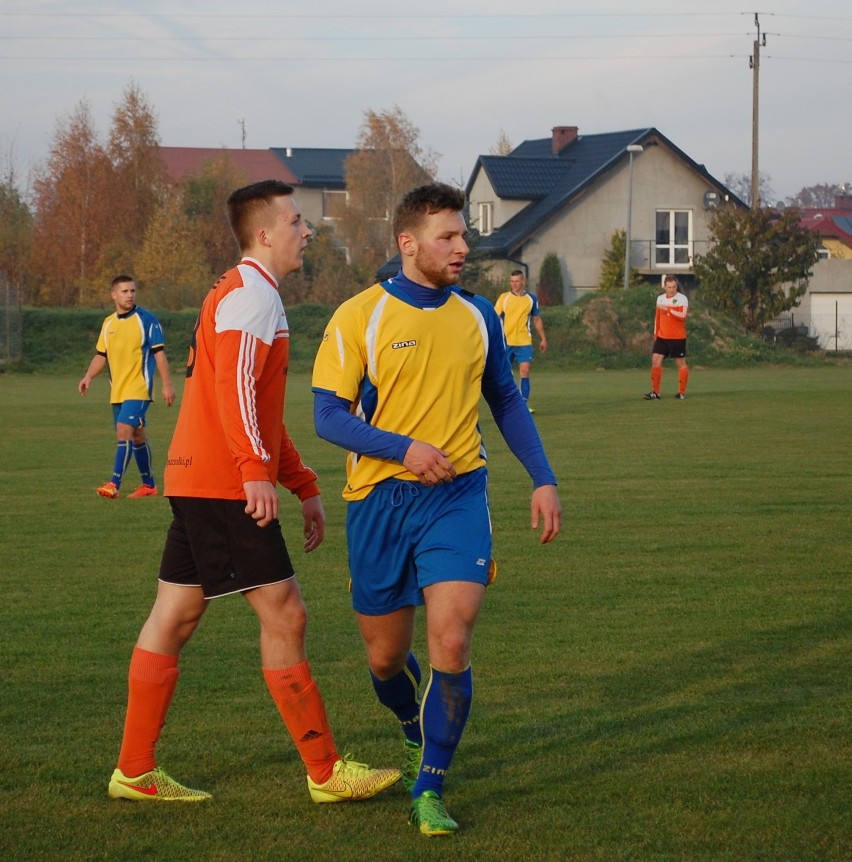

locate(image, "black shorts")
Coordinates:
159 497 295 599
652 338 687 359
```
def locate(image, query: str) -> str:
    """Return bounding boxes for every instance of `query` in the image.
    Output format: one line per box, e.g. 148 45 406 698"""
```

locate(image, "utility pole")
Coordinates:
749 13 766 210
238 117 246 149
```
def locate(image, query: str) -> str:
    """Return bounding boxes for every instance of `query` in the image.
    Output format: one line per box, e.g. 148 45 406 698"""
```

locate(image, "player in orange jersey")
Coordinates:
644 274 689 400
108 180 400 805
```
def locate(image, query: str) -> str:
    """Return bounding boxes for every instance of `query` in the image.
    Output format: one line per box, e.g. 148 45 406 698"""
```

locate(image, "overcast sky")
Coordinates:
2 1 850 203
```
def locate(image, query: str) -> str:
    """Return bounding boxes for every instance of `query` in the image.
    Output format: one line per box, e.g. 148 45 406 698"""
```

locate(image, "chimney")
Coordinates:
834 193 852 210
552 126 578 155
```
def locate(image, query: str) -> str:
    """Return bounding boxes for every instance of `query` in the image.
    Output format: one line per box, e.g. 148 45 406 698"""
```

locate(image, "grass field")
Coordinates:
0 367 849 862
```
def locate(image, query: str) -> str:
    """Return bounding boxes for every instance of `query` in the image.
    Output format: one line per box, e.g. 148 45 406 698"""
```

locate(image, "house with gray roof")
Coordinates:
466 125 745 303
269 147 352 227
158 145 355 228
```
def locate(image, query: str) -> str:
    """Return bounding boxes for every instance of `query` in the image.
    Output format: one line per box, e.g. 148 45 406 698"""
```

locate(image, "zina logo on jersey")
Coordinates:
392 340 417 349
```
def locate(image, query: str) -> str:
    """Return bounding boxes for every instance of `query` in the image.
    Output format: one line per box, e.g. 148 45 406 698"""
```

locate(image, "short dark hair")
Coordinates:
227 179 294 252
510 270 524 278
393 183 466 244
111 274 134 289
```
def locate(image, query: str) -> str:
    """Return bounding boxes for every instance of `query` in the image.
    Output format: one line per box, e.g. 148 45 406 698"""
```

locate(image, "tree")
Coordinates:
182 153 249 278
724 171 775 208
136 187 213 309
786 183 849 208
31 100 115 305
0 159 34 303
693 207 820 333
537 253 564 306
336 105 437 276
489 129 514 156
297 224 361 305
108 81 164 242
597 230 642 291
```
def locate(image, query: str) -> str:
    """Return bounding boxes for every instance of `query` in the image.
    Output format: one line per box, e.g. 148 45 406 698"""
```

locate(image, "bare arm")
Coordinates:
533 316 547 353
78 354 107 396
154 350 176 406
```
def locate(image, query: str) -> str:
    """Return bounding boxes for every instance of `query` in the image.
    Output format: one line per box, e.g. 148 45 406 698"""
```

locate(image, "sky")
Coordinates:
1 1 851 203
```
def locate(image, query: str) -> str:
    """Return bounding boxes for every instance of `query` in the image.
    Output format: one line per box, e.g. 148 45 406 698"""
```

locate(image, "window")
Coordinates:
655 209 692 267
478 202 494 236
322 190 347 220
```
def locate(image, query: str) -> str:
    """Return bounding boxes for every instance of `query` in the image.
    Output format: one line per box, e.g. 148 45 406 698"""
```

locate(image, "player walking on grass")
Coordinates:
312 183 563 836
78 275 176 499
644 274 690 400
494 270 548 413
108 180 400 805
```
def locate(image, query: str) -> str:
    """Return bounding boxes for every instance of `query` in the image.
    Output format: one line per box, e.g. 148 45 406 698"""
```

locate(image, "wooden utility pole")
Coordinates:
750 13 765 209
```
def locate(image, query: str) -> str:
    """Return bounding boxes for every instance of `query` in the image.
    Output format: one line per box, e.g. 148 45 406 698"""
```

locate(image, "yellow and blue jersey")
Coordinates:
312 274 556 501
96 306 165 403
494 290 540 347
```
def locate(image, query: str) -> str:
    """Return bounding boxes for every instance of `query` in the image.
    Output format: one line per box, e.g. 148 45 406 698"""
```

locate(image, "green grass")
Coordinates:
0 367 849 861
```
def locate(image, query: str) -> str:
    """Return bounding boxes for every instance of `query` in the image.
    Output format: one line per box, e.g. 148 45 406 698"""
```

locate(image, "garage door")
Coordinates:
810 293 852 350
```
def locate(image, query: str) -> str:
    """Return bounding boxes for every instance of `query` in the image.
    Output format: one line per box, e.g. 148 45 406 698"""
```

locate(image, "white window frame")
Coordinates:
655 209 692 268
478 202 494 236
322 189 347 220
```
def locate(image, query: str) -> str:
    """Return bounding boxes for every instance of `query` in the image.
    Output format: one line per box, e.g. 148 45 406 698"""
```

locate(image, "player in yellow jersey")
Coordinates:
494 270 547 412
643 274 690 400
313 183 562 836
78 276 175 498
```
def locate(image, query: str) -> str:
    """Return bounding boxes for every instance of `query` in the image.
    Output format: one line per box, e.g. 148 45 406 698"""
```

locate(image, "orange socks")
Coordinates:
651 366 662 394
263 661 339 784
117 647 179 777
679 366 689 395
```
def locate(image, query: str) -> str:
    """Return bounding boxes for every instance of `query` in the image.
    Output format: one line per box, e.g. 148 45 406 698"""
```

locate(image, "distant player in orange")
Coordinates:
644 274 689 400
107 179 399 804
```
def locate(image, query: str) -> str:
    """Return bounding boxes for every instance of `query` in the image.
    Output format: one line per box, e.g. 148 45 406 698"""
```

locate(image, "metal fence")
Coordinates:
0 277 23 365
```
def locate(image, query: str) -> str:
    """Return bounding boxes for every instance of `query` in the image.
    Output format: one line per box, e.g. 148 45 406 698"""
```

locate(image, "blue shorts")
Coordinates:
346 468 492 615
506 344 534 366
113 400 150 427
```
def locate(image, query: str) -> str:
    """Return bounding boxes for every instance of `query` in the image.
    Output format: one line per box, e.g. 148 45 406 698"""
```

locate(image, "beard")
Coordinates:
412 250 464 288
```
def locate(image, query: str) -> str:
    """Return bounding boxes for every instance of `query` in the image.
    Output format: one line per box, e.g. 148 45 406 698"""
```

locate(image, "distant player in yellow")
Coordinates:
644 274 689 400
78 275 175 498
494 270 547 412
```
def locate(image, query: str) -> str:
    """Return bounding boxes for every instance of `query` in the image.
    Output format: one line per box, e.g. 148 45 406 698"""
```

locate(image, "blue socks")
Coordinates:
111 440 133 488
520 377 531 401
133 442 155 487
371 653 422 744
412 666 473 799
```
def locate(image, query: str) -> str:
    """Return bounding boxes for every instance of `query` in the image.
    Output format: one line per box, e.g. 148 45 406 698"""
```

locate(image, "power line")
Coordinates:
0 32 754 42
0 53 748 62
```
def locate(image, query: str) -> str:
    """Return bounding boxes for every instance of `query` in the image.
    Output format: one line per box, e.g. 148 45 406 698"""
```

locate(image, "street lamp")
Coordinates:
623 144 644 291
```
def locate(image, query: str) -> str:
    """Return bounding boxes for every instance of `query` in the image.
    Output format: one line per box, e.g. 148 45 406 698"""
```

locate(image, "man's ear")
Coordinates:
398 231 416 258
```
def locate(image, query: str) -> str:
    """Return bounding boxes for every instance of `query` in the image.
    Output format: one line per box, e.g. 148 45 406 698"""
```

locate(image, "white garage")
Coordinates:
809 292 852 350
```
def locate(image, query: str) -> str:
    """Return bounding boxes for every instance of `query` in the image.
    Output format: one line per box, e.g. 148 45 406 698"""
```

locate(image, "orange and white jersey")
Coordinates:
164 257 318 502
654 291 689 340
